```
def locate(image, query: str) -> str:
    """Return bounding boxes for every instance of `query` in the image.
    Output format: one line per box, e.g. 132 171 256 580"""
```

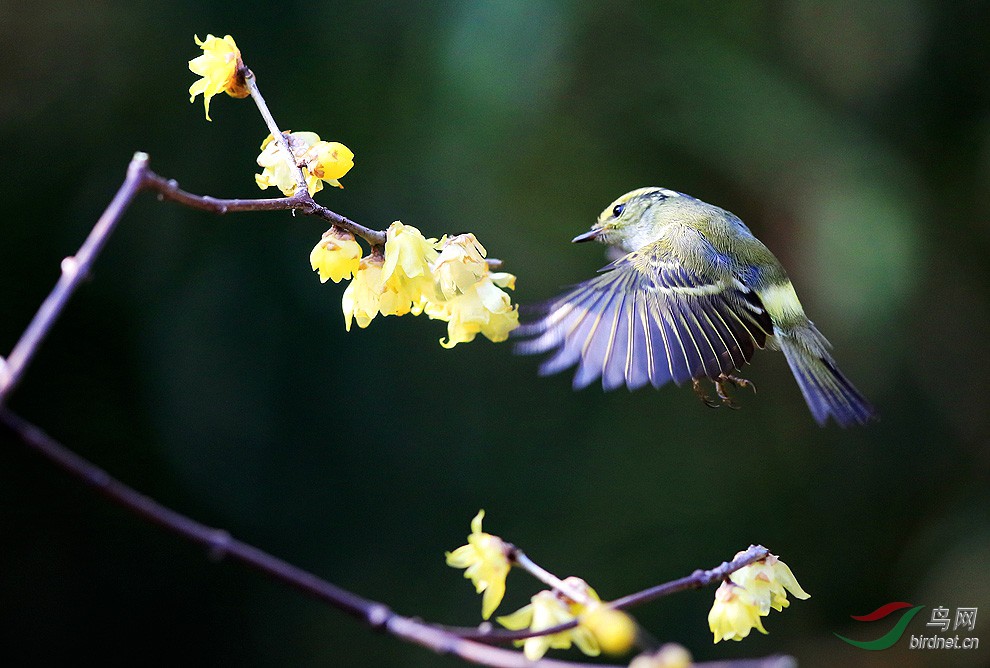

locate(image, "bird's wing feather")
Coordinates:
515 245 773 391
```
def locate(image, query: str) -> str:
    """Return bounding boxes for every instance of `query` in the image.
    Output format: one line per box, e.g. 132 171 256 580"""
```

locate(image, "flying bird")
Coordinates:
515 187 876 427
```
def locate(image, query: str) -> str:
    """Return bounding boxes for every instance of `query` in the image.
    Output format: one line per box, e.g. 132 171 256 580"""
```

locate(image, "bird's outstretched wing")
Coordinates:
514 246 774 391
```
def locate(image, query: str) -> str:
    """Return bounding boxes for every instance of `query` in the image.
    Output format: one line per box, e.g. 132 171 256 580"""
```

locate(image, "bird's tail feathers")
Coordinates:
778 325 876 427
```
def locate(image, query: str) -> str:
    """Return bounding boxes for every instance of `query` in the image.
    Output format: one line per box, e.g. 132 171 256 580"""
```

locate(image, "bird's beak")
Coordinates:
571 228 600 243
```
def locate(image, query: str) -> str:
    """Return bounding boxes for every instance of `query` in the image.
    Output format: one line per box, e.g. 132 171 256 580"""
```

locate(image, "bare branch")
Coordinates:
142 170 386 245
0 153 149 405
243 69 308 197
510 547 593 604
609 545 770 610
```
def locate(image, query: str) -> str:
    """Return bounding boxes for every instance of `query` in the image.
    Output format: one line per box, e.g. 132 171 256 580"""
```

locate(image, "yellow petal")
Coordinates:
497 604 534 631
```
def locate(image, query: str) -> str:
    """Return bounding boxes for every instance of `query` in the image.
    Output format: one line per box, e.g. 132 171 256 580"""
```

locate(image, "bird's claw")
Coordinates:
692 378 720 408
693 374 756 410
715 378 741 409
720 373 756 394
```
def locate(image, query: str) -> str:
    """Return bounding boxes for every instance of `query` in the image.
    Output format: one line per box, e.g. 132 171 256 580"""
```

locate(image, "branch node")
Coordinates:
207 529 233 561
60 256 81 278
366 603 393 630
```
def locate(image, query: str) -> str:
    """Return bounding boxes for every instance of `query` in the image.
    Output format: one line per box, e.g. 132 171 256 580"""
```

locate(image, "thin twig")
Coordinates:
609 545 770 610
142 170 386 245
0 153 150 405
511 548 593 604
244 68 309 197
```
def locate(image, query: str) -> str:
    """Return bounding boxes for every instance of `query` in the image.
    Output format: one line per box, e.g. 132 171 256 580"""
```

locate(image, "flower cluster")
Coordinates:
497 578 604 661
316 225 518 347
188 34 249 120
188 36 354 196
425 233 518 348
187 36 514 346
708 552 810 643
256 131 354 196
446 512 637 661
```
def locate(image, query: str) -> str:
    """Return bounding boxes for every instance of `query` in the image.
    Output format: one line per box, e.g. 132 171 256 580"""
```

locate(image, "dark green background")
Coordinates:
1 1 987 666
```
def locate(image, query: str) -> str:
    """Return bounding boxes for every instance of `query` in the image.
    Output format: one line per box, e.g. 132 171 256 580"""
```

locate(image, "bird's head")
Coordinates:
573 187 692 252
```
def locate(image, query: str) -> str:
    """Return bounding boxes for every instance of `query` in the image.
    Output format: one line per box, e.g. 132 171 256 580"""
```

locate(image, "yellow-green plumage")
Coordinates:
515 187 875 427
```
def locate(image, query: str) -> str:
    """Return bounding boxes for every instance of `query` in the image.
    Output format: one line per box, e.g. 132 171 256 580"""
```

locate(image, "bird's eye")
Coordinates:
612 203 625 218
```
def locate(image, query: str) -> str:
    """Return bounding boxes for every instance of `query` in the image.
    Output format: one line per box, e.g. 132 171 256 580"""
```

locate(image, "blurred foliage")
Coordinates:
1 1 988 666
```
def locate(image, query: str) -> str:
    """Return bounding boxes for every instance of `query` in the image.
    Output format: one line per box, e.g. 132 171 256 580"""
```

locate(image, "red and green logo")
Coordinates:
834 602 925 650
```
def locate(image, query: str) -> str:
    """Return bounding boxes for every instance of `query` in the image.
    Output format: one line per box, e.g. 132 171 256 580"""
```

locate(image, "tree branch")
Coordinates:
0 153 149 404
0 407 610 668
609 544 770 610
141 170 386 245
0 152 390 406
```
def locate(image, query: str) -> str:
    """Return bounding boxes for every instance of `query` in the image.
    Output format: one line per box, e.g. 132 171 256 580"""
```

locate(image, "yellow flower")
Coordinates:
729 553 810 615
708 582 767 643
341 256 385 331
432 233 489 300
306 141 355 189
255 131 319 196
579 604 638 655
424 233 519 347
425 273 519 348
445 510 511 620
628 644 693 668
497 577 602 661
188 34 249 121
255 132 354 197
310 228 362 283
380 222 439 315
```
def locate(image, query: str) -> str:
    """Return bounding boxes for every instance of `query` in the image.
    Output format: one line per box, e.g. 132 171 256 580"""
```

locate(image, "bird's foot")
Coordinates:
694 374 756 410
715 373 757 410
719 373 756 394
714 378 741 409
692 378 720 408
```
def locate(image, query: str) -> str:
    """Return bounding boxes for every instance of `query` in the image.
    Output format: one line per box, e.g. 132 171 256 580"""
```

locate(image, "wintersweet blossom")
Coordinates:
431 233 489 300
256 131 319 196
498 577 603 660
310 228 362 283
188 34 248 121
579 603 638 655
445 510 510 620
380 222 439 315
708 582 767 643
255 131 354 196
314 223 519 347
306 141 354 190
425 272 518 348
729 552 810 614
341 256 385 331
